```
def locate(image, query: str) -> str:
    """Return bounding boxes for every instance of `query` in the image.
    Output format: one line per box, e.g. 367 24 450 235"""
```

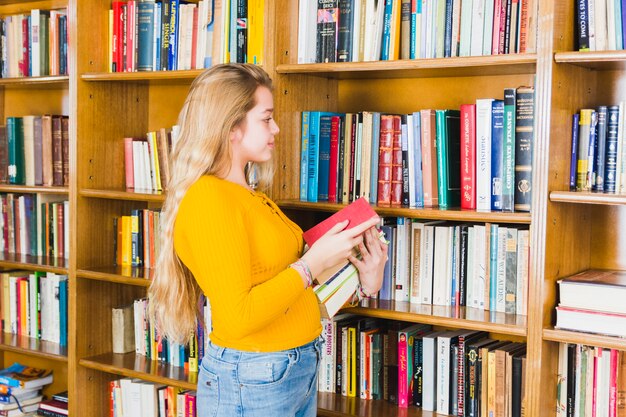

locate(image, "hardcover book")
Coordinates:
0 363 52 390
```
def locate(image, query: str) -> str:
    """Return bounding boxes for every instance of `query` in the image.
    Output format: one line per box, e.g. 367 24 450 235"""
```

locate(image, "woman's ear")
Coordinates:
230 126 242 143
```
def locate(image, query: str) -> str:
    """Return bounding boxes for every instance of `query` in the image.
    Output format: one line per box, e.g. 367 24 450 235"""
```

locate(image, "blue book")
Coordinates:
300 111 310 201
154 3 162 71
59 278 68 347
137 1 156 71
616 0 624 49
443 0 453 57
378 223 395 301
586 111 598 191
490 100 504 211
569 113 579 191
168 0 180 70
369 113 381 204
410 1 418 59
593 106 608 192
412 112 423 207
307 111 335 202
381 0 393 60
318 115 335 201
489 224 498 312
604 105 619 193
204 0 216 67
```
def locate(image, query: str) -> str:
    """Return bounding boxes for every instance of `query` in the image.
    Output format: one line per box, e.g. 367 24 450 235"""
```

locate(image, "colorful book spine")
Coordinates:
300 111 310 201
605 105 619 193
460 104 476 210
435 109 461 208
513 86 534 212
593 106 608 192
570 113 579 191
490 100 504 211
502 88 516 212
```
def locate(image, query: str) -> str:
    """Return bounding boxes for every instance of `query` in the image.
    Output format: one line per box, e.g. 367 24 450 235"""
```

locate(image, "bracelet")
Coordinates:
291 259 313 288
356 283 372 301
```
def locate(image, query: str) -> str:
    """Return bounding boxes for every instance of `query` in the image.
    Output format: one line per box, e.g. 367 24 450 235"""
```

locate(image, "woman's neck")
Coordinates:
222 167 252 191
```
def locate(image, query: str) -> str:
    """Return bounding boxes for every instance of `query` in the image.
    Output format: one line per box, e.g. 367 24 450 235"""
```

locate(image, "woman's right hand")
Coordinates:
300 216 380 278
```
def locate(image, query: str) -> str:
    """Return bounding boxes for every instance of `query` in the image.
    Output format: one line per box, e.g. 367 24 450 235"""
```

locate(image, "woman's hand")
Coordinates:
349 226 388 296
301 216 381 278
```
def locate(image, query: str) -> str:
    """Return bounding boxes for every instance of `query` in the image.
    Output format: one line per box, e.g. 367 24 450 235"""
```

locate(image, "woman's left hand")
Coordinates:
348 226 389 296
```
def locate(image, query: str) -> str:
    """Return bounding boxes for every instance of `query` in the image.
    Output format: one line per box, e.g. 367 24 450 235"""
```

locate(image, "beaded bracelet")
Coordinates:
355 283 372 300
291 259 313 288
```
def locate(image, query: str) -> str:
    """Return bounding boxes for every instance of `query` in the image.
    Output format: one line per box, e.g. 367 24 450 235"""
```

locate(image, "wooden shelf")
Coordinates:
317 392 432 417
0 0 67 12
554 50 626 70
79 353 197 391
80 188 165 203
543 328 626 351
0 75 69 88
277 200 532 224
0 253 68 274
276 54 537 79
0 333 68 362
0 185 69 194
549 191 626 205
81 70 204 83
344 299 527 336
77 266 154 286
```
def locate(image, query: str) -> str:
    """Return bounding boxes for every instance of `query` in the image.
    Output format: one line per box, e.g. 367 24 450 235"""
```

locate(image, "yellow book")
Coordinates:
108 9 113 72
247 0 264 65
348 326 357 397
121 216 132 266
1 273 9 333
222 0 230 63
148 132 162 191
18 278 29 336
389 0 401 60
488 349 497 417
188 332 198 373
576 109 594 191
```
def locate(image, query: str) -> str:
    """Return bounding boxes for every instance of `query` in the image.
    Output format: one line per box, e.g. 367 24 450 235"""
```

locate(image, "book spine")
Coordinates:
318 115 333 201
169 0 180 70
605 105 619 193
476 99 493 210
391 115 403 206
307 112 321 202
491 100 504 211
502 88 516 212
513 87 534 212
337 0 354 61
435 110 449 207
300 111 310 201
328 116 341 203
577 0 590 50
460 104 476 209
378 115 393 206
236 0 248 63
137 1 155 71
577 109 593 191
401 115 410 206
570 113 580 191
594 106 608 192
316 0 339 63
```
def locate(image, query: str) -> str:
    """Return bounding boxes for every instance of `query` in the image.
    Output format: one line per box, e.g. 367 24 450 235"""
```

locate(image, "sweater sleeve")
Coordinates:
174 180 306 341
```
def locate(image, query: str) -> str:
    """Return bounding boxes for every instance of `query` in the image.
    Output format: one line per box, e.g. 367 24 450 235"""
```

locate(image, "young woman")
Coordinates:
149 63 387 417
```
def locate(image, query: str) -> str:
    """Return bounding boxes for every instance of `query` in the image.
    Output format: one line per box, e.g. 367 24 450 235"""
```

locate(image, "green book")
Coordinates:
435 109 461 208
7 117 25 185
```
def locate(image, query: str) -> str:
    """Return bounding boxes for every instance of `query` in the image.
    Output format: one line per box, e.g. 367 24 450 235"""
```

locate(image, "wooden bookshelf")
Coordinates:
79 353 197 391
554 50 626 70
278 200 532 224
0 185 69 194
81 69 207 82
0 253 68 273
317 393 434 417
345 300 527 337
80 188 165 203
77 266 154 286
549 191 626 205
0 75 69 87
543 328 626 351
0 333 68 362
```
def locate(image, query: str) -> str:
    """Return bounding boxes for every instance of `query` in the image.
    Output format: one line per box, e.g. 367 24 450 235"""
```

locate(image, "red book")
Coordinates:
21 17 30 76
126 1 136 72
328 116 341 203
420 110 438 207
610 349 618 417
191 7 199 69
377 115 393 206
518 0 529 53
112 2 125 72
460 104 477 209
492 0 502 54
390 115 403 207
124 137 134 188
302 197 377 247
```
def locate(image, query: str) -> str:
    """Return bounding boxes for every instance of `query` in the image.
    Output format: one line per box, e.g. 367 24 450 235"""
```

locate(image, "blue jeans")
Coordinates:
197 337 322 417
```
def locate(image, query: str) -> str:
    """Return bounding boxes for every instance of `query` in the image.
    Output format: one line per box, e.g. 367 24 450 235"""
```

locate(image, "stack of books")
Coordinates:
37 391 68 417
555 270 626 337
0 363 53 416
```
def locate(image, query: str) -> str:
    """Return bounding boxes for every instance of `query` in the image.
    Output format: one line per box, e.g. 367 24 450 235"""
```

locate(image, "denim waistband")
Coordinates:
207 337 321 362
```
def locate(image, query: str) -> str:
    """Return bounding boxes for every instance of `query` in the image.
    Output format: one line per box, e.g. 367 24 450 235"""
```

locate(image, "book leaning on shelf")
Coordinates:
555 269 626 338
302 197 387 318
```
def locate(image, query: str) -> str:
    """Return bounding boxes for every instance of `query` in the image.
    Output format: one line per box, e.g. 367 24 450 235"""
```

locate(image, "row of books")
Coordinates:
299 86 535 212
36 391 68 417
110 379 196 417
570 106 626 194
0 194 69 260
555 269 626 338
0 115 69 187
0 271 68 346
123 125 179 192
117 296 211 372
109 0 215 72
377 218 529 315
575 0 626 52
0 9 68 78
219 0 265 64
298 0 538 64
113 209 162 269
318 315 527 416
0 363 54 417
556 343 626 417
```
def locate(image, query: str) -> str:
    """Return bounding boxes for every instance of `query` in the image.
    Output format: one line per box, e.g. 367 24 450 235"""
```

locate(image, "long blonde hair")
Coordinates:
149 64 274 344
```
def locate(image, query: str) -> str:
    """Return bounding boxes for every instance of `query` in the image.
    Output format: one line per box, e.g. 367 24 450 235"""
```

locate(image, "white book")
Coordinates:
414 0 423 58
436 330 463 414
142 140 154 191
476 99 494 210
394 218 410 302
9 276 18 334
472 224 486 309
140 382 161 417
372 0 386 60
465 226 475 307
28 274 38 338
363 0 380 61
515 229 529 315
595 0 608 51
470 0 485 55
409 220 424 304
298 0 317 63
482 0 494 55
361 112 374 201
425 0 434 57
18 196 27 255
120 378 134 417
31 10 41 76
194 1 206 69
574 344 583 417
23 116 36 186
588 0 597 50
319 318 335 392
432 225 451 306
422 330 446 411
407 114 416 207
459 0 473 56
496 226 507 313
556 343 568 417
450 0 462 56
420 0 429 58
435 0 446 58
419 221 441 304
607 0 616 50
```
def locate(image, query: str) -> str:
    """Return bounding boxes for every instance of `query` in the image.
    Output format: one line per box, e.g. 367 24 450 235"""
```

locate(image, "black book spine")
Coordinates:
413 336 423 406
604 105 619 193
513 86 535 212
236 0 248 63
576 0 590 51
316 0 339 63
459 225 468 306
511 354 523 417
337 0 353 62
566 344 576 417
593 106 608 192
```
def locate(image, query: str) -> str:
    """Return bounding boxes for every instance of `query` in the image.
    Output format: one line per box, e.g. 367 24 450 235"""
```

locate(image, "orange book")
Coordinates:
420 110 438 207
377 115 394 206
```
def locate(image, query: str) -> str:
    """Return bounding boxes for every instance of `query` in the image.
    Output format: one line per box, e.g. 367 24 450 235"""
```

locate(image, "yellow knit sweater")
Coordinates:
174 176 321 352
